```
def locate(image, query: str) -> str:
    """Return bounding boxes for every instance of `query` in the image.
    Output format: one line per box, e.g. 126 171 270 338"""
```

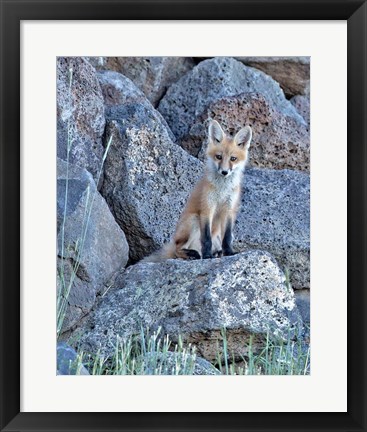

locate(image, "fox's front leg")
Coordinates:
222 216 235 256
200 214 213 259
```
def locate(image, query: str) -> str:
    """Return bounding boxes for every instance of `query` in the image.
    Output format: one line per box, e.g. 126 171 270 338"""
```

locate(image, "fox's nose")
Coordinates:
222 170 228 176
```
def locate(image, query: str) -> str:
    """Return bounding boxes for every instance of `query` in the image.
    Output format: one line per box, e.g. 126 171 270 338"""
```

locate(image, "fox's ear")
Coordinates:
208 120 225 144
234 126 252 149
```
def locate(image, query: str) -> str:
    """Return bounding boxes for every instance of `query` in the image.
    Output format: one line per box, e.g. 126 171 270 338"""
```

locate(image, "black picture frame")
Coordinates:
1 0 366 431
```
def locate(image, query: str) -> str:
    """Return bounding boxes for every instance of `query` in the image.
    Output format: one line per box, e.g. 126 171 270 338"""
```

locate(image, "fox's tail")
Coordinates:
141 242 201 263
140 243 176 263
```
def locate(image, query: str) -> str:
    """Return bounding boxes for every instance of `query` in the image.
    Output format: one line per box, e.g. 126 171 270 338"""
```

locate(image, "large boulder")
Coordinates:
158 57 305 144
101 111 309 287
235 57 310 97
235 168 310 290
101 103 202 262
189 93 309 172
57 159 129 332
97 70 176 142
57 57 105 183
73 251 303 361
87 57 195 106
97 70 150 108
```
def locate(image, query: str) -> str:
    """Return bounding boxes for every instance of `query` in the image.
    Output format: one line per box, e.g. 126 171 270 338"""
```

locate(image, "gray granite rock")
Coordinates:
57 258 95 334
235 168 310 289
158 57 305 144
194 356 221 375
294 289 310 324
85 56 107 69
290 95 310 130
101 103 202 262
57 57 105 183
141 352 221 375
88 57 195 106
74 251 303 360
97 70 176 142
57 342 89 375
97 70 151 108
57 159 129 332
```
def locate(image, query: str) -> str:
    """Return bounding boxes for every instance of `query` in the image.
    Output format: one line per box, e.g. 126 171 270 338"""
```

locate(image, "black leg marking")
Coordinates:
182 249 201 260
201 221 213 259
222 219 234 256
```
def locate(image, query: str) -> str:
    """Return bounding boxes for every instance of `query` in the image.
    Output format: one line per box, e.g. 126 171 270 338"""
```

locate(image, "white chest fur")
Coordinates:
207 171 242 209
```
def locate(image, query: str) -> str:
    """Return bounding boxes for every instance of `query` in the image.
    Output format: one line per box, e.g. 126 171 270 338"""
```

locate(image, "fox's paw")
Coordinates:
212 250 223 258
202 252 213 259
182 249 201 260
223 249 236 257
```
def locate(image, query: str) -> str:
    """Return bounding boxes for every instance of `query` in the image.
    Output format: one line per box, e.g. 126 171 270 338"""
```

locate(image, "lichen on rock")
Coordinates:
73 250 303 360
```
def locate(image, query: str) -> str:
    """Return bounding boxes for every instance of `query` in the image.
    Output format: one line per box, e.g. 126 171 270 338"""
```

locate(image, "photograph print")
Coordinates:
56 56 310 376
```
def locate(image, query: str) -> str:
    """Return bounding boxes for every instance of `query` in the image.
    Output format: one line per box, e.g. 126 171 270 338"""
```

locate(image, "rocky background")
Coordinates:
57 56 310 374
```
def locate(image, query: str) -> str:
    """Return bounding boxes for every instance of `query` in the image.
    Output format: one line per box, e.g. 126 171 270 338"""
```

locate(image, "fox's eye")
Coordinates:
216 154 222 160
230 156 237 162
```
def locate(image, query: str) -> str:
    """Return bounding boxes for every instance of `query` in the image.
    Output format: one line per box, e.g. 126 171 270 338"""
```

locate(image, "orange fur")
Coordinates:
142 120 252 263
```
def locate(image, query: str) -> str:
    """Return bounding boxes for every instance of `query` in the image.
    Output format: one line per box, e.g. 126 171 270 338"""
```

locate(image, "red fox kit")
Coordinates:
143 120 252 262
